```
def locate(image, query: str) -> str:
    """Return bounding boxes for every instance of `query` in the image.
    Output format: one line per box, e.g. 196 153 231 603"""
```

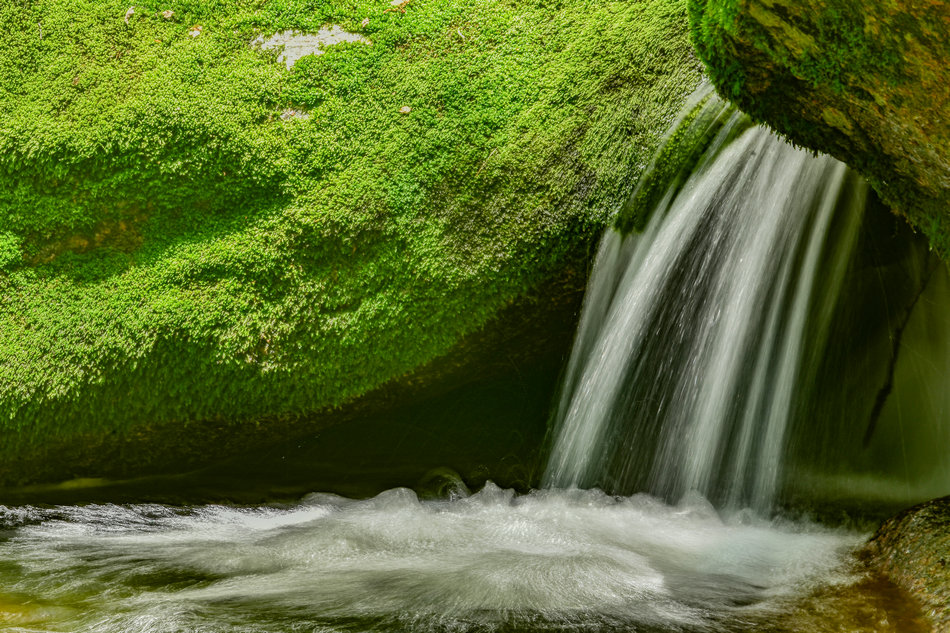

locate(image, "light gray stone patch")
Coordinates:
253 26 371 69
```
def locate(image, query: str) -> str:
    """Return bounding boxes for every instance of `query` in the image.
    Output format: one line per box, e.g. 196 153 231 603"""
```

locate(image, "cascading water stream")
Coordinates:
544 87 867 513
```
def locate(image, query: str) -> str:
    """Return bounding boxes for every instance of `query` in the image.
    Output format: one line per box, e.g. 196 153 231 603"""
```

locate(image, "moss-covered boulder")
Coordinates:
868 496 950 631
0 0 701 485
688 0 950 256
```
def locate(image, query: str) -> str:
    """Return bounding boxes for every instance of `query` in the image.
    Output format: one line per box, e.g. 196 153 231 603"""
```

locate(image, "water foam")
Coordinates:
0 486 865 632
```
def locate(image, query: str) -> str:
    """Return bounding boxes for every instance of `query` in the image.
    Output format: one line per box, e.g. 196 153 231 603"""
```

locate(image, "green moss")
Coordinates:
0 233 19 270
0 0 701 483
689 0 904 100
614 89 753 234
688 0 950 259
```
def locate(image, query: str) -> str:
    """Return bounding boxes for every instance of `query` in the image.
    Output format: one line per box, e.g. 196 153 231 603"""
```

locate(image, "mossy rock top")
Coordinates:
0 0 701 485
688 0 950 257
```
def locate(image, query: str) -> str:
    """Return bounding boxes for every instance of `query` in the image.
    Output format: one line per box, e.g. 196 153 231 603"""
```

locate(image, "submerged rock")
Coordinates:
0 0 701 486
868 496 950 631
688 0 950 258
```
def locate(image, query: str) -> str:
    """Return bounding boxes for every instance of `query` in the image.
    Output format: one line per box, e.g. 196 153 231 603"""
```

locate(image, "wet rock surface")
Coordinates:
868 496 950 631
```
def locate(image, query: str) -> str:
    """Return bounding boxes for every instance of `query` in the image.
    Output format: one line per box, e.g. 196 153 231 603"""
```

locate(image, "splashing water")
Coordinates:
0 486 892 633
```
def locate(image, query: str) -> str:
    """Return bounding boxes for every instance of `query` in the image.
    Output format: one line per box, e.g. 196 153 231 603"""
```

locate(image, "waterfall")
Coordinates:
1 92 940 633
543 86 868 512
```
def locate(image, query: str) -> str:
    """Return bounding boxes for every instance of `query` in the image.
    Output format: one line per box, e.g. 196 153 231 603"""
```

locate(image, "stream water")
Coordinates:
0 487 926 632
0 86 945 631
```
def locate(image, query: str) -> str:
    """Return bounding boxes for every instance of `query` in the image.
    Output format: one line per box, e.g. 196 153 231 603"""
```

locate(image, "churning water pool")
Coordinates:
0 485 926 632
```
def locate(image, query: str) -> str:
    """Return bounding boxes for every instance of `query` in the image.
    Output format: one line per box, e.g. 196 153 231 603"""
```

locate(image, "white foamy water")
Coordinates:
0 485 867 633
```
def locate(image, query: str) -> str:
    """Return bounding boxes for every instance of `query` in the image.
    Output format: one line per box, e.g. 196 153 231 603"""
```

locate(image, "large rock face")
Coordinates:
688 0 950 257
0 0 702 485
868 496 950 632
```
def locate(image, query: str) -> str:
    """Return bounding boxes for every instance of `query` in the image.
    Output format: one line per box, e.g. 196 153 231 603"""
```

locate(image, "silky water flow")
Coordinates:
544 88 865 512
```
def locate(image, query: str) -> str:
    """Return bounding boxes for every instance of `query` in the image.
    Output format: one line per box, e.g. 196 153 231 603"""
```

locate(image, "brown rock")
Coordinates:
868 496 950 632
